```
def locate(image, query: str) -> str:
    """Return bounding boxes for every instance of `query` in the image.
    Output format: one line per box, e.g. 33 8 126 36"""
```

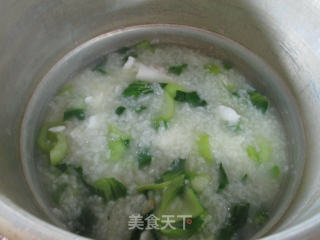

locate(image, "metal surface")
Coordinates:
0 0 320 240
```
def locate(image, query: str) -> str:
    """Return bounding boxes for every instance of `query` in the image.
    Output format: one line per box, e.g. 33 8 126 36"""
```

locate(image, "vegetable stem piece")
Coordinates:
49 133 68 165
108 125 130 162
197 133 214 164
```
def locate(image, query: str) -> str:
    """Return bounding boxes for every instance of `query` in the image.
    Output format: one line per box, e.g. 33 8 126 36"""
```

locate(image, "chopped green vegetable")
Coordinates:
136 181 171 192
174 90 207 107
224 84 236 93
249 91 269 113
154 90 175 124
156 174 186 217
122 81 154 98
152 119 168 131
164 83 185 98
74 206 97 237
217 163 229 193
271 165 280 178
162 159 186 182
93 178 127 202
159 188 205 237
241 174 248 183
37 123 61 152
222 61 233 70
158 185 205 237
136 40 155 52
246 145 260 163
52 183 68 204
63 108 85 121
58 84 73 96
247 137 272 164
257 137 272 163
117 47 130 54
137 148 152 169
108 141 127 162
191 175 210 193
115 106 126 116
197 133 214 164
168 64 187 75
217 203 250 240
108 125 130 162
254 208 269 226
205 64 222 75
135 105 147 113
92 56 108 75
159 82 168 89
49 133 68 166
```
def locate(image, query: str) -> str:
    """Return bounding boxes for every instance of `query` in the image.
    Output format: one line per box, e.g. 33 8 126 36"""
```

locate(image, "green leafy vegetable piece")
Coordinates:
108 125 130 162
135 105 147 113
37 123 60 152
92 56 108 75
271 165 280 178
191 174 210 193
217 163 229 193
254 208 269 226
92 178 127 202
122 81 154 98
159 82 168 89
162 159 186 182
58 84 74 96
52 183 68 204
164 82 185 98
168 64 188 76
49 133 68 166
217 203 250 240
115 106 126 116
223 61 233 70
205 63 222 75
174 91 208 107
117 47 130 54
152 119 168 131
156 174 186 217
74 206 97 237
246 145 260 163
241 174 248 183
63 108 85 121
136 40 155 52
138 148 152 169
136 181 171 192
159 188 205 237
249 91 269 113
197 133 214 164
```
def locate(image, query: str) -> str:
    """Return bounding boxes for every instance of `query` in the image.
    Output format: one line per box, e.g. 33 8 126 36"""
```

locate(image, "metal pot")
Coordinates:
0 1 320 239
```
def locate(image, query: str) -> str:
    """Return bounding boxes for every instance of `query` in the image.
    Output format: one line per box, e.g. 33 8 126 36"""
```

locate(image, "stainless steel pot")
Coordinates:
1 1 320 239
